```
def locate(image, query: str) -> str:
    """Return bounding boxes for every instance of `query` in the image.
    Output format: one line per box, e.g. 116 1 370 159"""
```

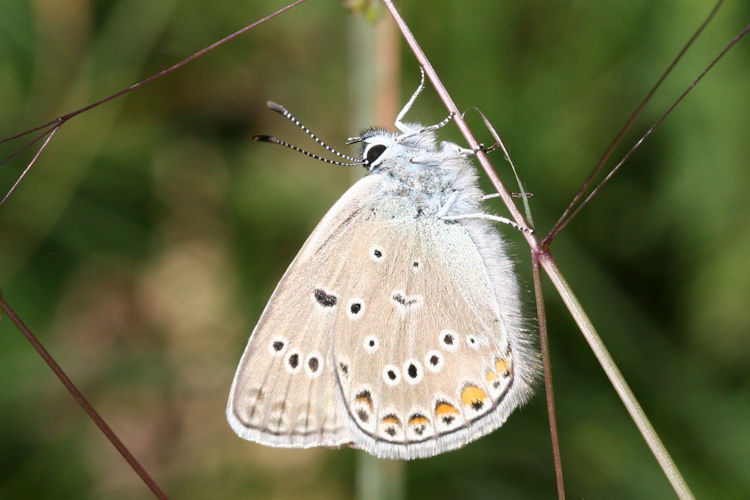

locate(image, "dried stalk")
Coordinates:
381 0 694 498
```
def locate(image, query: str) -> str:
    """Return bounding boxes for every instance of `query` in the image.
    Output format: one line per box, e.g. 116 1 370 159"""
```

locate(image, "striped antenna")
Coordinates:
265 101 360 162
253 135 363 167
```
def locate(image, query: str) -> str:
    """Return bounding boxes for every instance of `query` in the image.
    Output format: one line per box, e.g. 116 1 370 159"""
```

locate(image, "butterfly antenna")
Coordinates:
253 135 363 167
265 101 360 162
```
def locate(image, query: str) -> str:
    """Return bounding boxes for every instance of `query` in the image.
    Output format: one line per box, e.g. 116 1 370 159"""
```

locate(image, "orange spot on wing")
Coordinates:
495 359 510 375
408 415 429 426
435 402 459 416
485 370 498 382
355 392 374 411
382 415 401 425
461 385 487 408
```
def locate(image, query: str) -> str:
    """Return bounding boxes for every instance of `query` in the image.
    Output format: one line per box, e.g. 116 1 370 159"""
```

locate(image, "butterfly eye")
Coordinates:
365 144 387 165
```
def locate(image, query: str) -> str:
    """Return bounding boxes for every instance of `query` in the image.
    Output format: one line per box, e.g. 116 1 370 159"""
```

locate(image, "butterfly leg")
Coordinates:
482 192 534 201
440 212 534 234
435 191 461 218
396 67 456 139
417 112 455 134
461 106 506 153
395 67 427 133
438 141 477 159
438 139 511 160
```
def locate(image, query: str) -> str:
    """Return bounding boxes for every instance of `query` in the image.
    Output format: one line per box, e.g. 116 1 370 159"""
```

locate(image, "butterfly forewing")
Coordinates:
226 175 388 448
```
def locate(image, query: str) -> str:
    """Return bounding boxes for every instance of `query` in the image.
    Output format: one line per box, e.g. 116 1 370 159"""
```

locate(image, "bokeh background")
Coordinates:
1 0 749 498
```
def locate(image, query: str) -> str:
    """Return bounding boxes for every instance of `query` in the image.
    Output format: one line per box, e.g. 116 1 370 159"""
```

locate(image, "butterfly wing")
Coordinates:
329 192 537 459
228 172 537 458
226 174 389 448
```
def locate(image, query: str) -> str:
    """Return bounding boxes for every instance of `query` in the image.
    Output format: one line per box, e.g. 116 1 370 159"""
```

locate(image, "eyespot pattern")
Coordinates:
439 330 459 352
347 298 365 320
268 337 288 356
363 335 379 354
338 324 514 442
305 351 322 377
382 365 401 387
370 246 385 263
424 350 444 373
285 349 302 374
403 359 423 385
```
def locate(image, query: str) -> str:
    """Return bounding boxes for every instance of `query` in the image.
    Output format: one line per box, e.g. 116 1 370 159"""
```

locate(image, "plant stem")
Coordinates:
539 255 694 500
380 0 694 498
532 257 566 499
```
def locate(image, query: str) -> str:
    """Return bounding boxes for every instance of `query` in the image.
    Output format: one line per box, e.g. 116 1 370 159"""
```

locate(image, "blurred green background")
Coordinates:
1 0 749 498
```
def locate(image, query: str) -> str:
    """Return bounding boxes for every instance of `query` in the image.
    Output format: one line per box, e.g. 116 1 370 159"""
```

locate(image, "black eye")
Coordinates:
365 144 387 165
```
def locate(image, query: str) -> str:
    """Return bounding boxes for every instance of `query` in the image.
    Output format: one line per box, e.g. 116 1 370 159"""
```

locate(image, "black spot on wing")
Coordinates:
314 288 337 307
288 353 299 369
308 357 319 372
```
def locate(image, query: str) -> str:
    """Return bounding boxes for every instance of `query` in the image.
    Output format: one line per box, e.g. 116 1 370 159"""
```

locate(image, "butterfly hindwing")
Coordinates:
328 179 535 459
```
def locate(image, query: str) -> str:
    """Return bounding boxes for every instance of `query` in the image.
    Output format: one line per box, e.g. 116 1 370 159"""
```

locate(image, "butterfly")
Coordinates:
227 71 539 459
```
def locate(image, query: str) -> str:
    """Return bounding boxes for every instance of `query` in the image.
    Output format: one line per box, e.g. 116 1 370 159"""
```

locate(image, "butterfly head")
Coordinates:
349 125 441 174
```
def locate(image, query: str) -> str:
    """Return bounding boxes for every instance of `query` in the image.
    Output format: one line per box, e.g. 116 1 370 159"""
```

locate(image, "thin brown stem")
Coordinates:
0 125 60 208
554 21 750 236
0 292 168 499
543 0 725 247
381 1 695 497
537 259 694 499
0 0 308 209
1 0 306 147
0 123 59 168
532 255 565 499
